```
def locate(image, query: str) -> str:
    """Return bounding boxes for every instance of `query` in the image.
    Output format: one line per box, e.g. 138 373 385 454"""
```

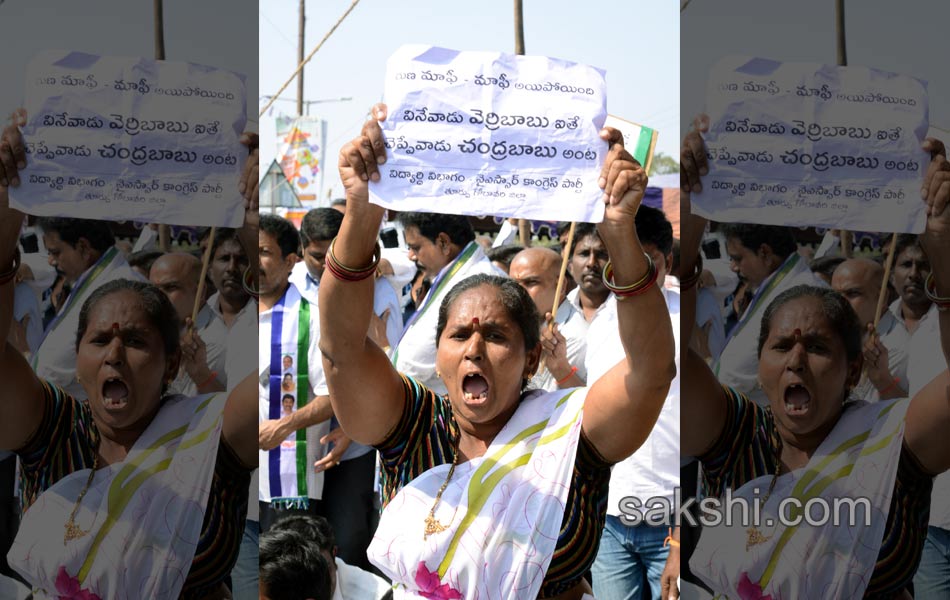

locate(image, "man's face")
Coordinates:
149 257 200 323
509 251 561 319
43 231 92 284
831 261 882 327
404 226 450 279
569 234 609 297
725 236 773 288
302 239 332 281
259 231 295 297
891 244 931 309
208 238 249 302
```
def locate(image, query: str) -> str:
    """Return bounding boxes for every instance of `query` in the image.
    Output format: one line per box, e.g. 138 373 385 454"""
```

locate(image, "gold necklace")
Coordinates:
746 439 782 551
423 438 461 540
64 452 99 546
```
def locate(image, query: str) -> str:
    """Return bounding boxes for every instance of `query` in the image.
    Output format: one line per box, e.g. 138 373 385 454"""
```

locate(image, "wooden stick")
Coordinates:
191 227 216 324
872 233 898 330
548 222 577 331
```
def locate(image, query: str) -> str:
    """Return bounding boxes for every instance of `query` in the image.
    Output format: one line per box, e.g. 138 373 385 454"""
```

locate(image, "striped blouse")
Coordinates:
17 381 252 599
700 386 933 598
376 375 613 598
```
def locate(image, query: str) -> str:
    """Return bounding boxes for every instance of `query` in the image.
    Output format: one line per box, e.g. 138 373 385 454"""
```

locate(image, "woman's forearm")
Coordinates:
600 223 676 389
318 199 385 366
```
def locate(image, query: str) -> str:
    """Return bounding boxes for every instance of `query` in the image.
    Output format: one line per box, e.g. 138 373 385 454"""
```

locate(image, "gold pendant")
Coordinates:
64 520 90 545
423 514 449 540
746 527 772 551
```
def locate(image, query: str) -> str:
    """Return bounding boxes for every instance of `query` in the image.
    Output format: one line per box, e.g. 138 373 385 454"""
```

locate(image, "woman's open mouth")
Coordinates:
462 373 489 404
784 383 811 416
102 377 130 410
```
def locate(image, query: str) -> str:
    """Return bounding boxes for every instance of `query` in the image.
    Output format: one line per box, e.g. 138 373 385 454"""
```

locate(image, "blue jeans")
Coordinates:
229 520 260 600
914 526 950 599
592 515 670 600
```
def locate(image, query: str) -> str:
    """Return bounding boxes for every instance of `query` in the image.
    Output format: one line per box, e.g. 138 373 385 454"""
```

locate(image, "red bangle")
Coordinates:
679 255 704 291
325 237 381 282
880 376 900 395
556 365 578 385
196 371 218 389
0 248 21 287
925 272 950 312
603 254 659 300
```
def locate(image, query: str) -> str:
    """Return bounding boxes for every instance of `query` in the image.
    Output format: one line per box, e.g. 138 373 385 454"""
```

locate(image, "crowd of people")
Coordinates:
0 122 260 599
679 122 950 599
255 103 680 600
1 83 946 600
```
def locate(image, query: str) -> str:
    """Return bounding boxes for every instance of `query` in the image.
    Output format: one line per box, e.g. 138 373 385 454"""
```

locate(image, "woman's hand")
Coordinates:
680 114 710 194
338 103 388 210
597 126 647 232
921 138 950 248
0 111 27 192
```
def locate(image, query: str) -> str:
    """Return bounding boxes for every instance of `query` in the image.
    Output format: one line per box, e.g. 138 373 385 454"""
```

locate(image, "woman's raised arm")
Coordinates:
318 105 405 446
0 122 48 451
905 138 950 476
583 127 676 464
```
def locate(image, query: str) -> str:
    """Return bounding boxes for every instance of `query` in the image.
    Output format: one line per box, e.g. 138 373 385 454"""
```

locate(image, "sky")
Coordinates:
681 0 949 138
258 0 681 203
0 0 260 130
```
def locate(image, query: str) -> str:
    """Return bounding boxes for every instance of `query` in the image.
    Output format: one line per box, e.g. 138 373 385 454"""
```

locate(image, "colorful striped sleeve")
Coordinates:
700 385 779 498
16 381 98 512
375 374 457 507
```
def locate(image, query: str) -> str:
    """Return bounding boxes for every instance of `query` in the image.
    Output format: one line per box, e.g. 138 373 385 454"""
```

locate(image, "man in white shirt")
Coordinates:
589 206 680 600
714 223 827 405
257 214 332 530
289 207 401 569
566 222 613 325
33 217 144 400
831 257 909 401
508 246 588 391
393 212 503 394
149 252 229 396
893 234 950 599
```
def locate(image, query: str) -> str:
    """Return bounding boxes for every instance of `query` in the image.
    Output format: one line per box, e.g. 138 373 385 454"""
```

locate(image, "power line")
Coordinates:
260 0 363 117
259 8 296 49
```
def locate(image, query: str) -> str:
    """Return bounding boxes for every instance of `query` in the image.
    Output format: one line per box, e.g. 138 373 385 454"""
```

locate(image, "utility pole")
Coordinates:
298 0 306 116
514 0 530 246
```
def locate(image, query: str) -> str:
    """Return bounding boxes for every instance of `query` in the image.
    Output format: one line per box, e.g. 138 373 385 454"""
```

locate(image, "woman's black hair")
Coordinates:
75 279 180 356
757 284 862 362
436 274 540 352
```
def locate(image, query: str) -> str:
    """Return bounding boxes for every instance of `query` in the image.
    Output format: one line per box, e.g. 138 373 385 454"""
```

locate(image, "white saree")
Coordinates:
8 392 226 600
691 398 910 600
369 387 588 599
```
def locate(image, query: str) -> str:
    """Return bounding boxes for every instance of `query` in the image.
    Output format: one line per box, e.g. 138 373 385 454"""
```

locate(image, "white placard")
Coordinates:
369 45 608 222
692 56 929 233
12 51 247 227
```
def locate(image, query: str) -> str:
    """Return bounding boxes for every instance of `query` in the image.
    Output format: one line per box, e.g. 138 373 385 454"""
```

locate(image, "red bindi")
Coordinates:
472 317 480 327
112 322 120 335
793 328 802 340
